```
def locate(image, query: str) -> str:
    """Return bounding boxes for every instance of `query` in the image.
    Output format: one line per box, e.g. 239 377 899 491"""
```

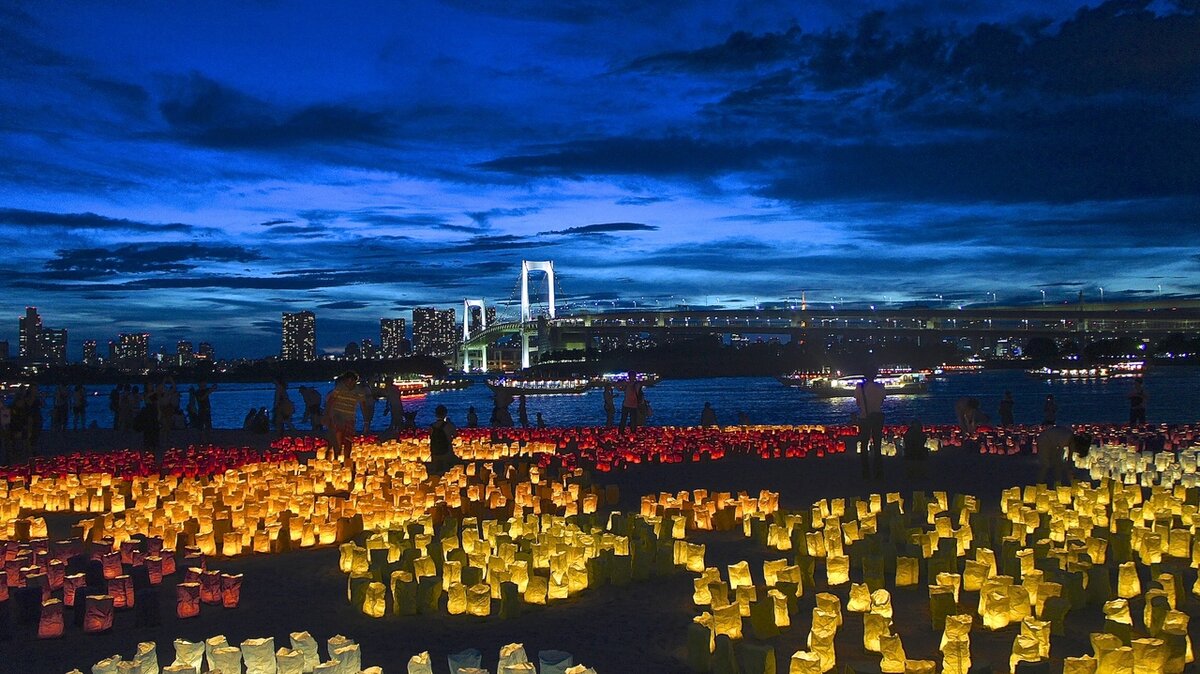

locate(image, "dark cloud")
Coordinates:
480 136 790 178
0 208 202 234
159 72 392 148
44 243 264 278
467 207 540 226
317 300 370 310
442 234 561 254
541 222 658 235
258 219 293 227
624 26 805 73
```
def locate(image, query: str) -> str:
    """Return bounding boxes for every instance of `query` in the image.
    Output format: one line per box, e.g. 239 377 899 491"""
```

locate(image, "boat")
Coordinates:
486 377 593 395
935 363 986 375
389 376 431 396
809 372 930 398
595 372 661 387
1026 360 1145 380
427 377 473 392
777 371 824 387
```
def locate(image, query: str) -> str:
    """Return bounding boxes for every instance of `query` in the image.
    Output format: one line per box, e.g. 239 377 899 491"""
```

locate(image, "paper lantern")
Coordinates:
210 646 242 674
524 575 548 605
905 660 937 674
467 583 491 616
221 573 243 608
1118 562 1141 598
870 589 893 619
200 570 222 604
241 637 276 674
789 650 822 674
1156 574 1178 609
879 633 907 672
728 560 752 589
983 590 1012 630
848 583 870 612
407 651 433 674
1063 656 1098 674
333 643 361 673
162 666 196 674
896 557 919 586
1132 638 1166 674
499 643 530 670
290 631 320 672
826 555 849 585
173 639 205 672
38 598 63 639
1011 633 1043 674
448 582 467 614
763 558 788 586
205 635 230 670
963 560 990 592
364 581 386 618
942 637 972 674
538 649 574 674
815 593 842 628
276 648 305 674
769 588 791 629
936 572 962 602
685 543 706 572
941 614 973 650
84 594 115 633
1098 646 1134 674
110 574 134 609
714 603 743 640
864 613 892 652
176 582 200 618
1022 618 1052 658
1104 599 1133 625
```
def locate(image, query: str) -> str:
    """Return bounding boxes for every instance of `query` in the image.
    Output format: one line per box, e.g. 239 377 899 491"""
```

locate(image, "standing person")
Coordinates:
700 402 718 427
1042 394 1058 426
193 381 216 438
52 384 69 432
1127 378 1147 426
902 418 928 479
955 397 987 438
382 384 404 433
108 385 121 430
298 385 322 432
536 411 546 429
603 385 616 427
356 381 376 433
71 384 87 430
854 370 885 479
466 406 479 428
0 395 11 465
324 372 362 463
1036 425 1091 487
272 379 295 436
429 404 458 474
134 391 162 456
618 371 642 433
638 391 652 427
998 391 1015 427
518 395 529 429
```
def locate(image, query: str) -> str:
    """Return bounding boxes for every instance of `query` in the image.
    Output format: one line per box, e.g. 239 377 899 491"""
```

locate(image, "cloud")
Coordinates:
317 300 370 310
0 208 203 234
159 72 392 148
480 136 790 178
258 219 294 227
541 222 658 235
624 26 804 73
43 243 264 278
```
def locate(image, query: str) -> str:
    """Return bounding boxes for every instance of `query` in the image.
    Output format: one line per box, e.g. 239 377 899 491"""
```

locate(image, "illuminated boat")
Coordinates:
1026 360 1144 380
389 376 431 396
935 363 986 375
427 377 473 391
809 372 930 398
776 371 824 387
486 377 593 395
595 372 661 387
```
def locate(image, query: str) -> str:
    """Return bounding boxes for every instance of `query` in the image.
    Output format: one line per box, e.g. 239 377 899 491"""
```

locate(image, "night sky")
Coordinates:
2 1 1198 357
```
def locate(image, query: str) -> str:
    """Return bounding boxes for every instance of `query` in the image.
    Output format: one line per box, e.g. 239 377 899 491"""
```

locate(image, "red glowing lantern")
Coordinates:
200 570 222 605
38 599 63 639
176 582 201 619
221 573 243 608
83 594 114 634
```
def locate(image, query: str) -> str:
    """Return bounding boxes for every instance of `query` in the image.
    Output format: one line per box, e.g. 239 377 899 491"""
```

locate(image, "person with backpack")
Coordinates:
429 404 458 474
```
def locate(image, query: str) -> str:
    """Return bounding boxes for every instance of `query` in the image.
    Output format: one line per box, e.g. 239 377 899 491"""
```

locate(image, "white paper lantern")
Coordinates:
241 637 277 674
290 632 320 673
173 640 204 673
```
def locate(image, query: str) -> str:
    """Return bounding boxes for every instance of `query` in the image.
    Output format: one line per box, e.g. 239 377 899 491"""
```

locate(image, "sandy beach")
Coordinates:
7 427 1197 673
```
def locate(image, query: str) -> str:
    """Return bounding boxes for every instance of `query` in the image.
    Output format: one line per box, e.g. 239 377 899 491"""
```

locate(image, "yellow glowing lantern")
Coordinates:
963 560 990 592
714 603 743 640
1119 563 1141 599
1011 633 1043 673
942 636 972 674
768 588 790 629
1063 656 1098 674
864 613 892 652
870 589 893 619
848 583 871 612
815 593 842 628
524 575 548 605
826 555 849 586
942 614 973 650
905 661 936 674
686 543 706 573
1156 574 1178 609
1104 599 1133 625
896 557 919 587
1132 638 1166 674
982 590 1012 630
467 583 491 616
1097 646 1134 674
879 634 907 674
447 583 467 615
790 650 823 674
728 561 752 589
937 572 962 602
763 558 787 587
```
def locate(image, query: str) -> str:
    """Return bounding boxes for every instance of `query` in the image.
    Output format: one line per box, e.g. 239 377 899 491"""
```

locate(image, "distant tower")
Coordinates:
18 307 42 359
801 292 807 311
520 260 556 322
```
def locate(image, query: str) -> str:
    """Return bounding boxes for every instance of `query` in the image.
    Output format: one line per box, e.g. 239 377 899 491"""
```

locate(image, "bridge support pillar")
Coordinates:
520 331 531 369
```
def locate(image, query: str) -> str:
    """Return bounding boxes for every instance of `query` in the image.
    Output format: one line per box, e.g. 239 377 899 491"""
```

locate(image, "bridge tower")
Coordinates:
461 299 488 372
520 260 555 368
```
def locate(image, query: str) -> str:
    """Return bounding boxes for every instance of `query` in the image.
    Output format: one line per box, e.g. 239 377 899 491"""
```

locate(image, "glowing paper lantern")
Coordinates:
864 613 893 652
826 555 849 586
241 637 277 674
364 582 386 618
221 573 243 608
728 561 752 589
1119 562 1141 599
37 598 63 639
879 633 907 673
896 557 919 586
789 650 822 674
173 639 205 673
1011 634 1043 673
499 643 530 670
333 643 361 673
407 651 433 674
870 589 893 619
942 637 972 674
1132 638 1167 674
83 594 115 633
176 583 200 619
205 635 230 670
905 660 937 674
276 648 305 674
1063 656 1098 674
714 603 743 640
210 646 242 674
848 583 870 612
467 583 491 616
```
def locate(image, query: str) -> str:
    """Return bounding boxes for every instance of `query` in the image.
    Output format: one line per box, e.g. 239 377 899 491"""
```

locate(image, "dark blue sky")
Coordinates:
2 1 1198 356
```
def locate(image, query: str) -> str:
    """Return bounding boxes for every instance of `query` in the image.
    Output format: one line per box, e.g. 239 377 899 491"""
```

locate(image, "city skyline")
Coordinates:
2 1 1198 357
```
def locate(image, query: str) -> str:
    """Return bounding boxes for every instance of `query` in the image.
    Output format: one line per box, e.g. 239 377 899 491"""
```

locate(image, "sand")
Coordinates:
7 428 1195 673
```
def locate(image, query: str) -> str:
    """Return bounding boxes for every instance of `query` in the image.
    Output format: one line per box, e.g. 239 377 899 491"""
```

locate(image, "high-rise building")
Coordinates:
176 340 194 366
412 307 457 356
40 328 67 364
82 339 98 365
465 306 498 336
197 342 214 362
282 311 316 361
19 307 42 359
360 337 377 359
0 340 8 360
118 333 150 363
380 318 408 358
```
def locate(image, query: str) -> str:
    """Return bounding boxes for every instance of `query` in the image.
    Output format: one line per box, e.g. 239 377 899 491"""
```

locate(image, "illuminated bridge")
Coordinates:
457 260 1200 371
